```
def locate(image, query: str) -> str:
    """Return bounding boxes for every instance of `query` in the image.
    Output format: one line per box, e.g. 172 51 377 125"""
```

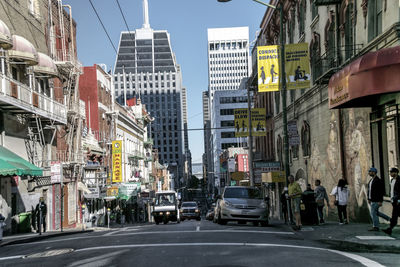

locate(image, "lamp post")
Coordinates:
217 0 290 186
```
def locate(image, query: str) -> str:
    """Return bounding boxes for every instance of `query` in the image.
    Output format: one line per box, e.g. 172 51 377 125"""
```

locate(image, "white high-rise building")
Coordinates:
204 27 251 193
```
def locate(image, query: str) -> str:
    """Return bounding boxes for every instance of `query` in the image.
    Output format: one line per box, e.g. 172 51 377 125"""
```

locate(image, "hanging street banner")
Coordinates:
234 108 266 137
112 140 122 183
285 43 310 90
257 45 280 92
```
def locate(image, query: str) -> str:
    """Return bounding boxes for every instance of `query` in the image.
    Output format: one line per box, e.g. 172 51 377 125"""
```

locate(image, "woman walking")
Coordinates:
331 179 350 225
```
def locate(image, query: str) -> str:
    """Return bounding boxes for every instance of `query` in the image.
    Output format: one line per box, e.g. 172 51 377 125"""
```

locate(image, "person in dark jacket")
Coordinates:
35 198 47 233
367 167 390 231
383 167 400 235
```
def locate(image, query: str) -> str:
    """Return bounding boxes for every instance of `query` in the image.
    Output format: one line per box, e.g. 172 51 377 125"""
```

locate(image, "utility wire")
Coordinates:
89 0 118 54
115 0 135 41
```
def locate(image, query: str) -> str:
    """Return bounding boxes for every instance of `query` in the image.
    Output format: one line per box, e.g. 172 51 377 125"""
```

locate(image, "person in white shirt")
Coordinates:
330 179 350 225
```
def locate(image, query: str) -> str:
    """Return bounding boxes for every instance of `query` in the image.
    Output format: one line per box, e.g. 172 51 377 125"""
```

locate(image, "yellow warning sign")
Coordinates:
234 108 266 137
257 45 280 92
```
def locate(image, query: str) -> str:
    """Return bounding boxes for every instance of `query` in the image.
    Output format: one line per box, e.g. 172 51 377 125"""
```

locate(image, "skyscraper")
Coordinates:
114 0 188 188
204 27 251 193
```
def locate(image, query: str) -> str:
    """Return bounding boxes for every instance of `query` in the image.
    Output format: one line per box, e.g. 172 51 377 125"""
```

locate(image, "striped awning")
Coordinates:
8 35 38 65
33 52 58 77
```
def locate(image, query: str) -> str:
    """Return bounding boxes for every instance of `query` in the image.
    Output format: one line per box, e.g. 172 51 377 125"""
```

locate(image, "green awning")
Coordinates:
0 146 43 176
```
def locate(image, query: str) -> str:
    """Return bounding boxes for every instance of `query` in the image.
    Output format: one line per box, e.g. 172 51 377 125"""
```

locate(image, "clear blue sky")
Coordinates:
64 0 267 163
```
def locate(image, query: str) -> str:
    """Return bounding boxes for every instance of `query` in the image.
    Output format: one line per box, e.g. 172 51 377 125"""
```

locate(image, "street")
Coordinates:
0 220 398 267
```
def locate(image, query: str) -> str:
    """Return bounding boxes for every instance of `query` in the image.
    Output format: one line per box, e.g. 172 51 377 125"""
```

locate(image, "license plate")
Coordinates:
241 210 250 215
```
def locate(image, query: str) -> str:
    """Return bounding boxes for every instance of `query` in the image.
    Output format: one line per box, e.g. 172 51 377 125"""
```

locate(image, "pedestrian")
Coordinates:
35 197 47 233
288 175 302 230
330 179 349 225
280 187 289 224
314 179 330 224
383 167 400 235
302 184 319 225
367 167 390 231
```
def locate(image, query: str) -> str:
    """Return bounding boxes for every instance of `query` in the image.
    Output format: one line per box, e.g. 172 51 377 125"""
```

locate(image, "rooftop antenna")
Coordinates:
143 0 150 28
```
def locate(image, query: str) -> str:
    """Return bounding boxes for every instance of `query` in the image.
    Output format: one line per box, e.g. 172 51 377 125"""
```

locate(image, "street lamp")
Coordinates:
217 0 290 186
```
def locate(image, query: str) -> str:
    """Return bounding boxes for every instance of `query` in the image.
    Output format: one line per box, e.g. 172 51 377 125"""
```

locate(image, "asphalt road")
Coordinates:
0 220 398 267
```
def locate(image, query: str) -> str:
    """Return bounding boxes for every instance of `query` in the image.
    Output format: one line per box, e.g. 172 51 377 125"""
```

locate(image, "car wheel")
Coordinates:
260 221 269 227
252 221 259 226
217 212 227 225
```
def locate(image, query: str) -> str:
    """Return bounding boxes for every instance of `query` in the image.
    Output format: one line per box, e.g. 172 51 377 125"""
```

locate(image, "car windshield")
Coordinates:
181 202 197 207
156 194 176 206
223 188 263 199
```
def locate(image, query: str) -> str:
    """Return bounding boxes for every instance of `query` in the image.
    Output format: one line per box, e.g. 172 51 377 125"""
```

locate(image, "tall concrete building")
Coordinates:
113 0 189 188
204 27 251 194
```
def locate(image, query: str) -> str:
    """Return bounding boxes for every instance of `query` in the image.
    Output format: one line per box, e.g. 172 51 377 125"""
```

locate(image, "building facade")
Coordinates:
113 0 188 189
253 0 400 222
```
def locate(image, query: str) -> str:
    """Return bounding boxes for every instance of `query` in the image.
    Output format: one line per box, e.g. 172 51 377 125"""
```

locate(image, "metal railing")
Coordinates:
0 73 67 124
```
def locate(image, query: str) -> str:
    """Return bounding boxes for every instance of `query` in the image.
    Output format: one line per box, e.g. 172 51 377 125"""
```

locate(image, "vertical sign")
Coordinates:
112 141 122 183
257 45 280 92
51 162 61 184
285 43 310 90
234 108 248 137
251 108 266 136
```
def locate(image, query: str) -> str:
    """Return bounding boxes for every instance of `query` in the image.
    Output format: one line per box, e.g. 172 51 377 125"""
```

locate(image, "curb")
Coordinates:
319 239 400 253
0 229 93 247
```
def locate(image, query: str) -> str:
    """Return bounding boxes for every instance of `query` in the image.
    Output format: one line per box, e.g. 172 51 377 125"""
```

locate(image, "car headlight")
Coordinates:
180 209 183 213
159 212 163 215
259 202 267 208
225 201 234 208
166 212 170 215
195 209 199 213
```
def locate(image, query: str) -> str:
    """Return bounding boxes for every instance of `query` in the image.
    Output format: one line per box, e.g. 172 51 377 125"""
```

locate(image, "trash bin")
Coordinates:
0 214 5 241
18 212 32 233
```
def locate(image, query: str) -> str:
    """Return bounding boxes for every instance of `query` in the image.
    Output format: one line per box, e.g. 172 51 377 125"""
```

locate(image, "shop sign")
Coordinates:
262 171 286 183
288 120 300 146
112 141 122 183
84 187 100 199
253 161 281 169
107 186 119 197
231 172 245 181
228 158 236 172
51 162 61 184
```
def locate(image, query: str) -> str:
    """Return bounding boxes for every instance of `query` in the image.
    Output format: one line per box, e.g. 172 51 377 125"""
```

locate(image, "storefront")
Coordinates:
329 45 400 216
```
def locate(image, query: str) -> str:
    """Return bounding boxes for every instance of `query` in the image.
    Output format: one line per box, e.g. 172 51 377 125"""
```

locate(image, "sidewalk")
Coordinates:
0 228 93 247
291 221 400 253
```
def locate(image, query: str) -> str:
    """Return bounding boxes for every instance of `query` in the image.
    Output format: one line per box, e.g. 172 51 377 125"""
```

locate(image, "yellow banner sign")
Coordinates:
262 171 286 183
285 43 310 90
112 140 122 183
257 45 280 92
231 172 245 181
234 108 266 137
107 186 119 197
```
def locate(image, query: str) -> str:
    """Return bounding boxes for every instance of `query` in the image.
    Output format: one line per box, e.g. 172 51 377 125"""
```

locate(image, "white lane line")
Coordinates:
6 229 294 247
74 243 384 267
0 255 24 261
196 226 200 232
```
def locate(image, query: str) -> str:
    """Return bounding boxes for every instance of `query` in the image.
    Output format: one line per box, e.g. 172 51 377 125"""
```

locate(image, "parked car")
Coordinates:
180 201 201 221
215 186 269 226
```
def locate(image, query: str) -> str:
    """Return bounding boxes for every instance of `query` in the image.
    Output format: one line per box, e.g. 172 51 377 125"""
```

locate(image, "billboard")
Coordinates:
257 45 280 92
112 140 122 183
234 108 266 137
285 43 310 90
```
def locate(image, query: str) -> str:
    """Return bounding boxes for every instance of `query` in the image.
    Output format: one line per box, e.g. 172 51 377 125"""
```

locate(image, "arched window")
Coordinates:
368 0 382 41
301 121 311 157
344 2 354 60
298 0 306 36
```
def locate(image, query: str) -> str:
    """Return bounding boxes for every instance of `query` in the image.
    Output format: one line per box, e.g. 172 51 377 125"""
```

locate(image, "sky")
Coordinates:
64 0 267 164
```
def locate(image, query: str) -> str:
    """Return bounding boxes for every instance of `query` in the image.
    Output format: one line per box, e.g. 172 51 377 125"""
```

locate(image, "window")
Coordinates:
299 0 306 36
301 121 311 157
345 3 354 60
220 109 234 116
221 132 235 138
311 1 318 20
368 0 382 42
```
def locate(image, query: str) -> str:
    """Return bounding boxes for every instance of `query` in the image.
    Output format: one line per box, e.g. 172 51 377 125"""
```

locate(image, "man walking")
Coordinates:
383 167 400 235
314 179 330 224
35 197 47 234
367 167 390 231
288 175 302 230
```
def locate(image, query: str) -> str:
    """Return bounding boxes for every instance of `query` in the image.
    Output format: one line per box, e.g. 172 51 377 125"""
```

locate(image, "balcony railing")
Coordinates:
128 150 145 160
313 44 363 84
0 73 67 124
144 138 153 146
53 150 85 164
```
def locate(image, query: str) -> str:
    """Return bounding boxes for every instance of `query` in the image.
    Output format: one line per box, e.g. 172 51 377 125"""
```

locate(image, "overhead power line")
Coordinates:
89 0 118 54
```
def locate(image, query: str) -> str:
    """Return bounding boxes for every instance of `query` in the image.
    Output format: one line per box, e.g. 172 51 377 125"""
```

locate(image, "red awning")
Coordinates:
328 46 400 109
8 35 38 66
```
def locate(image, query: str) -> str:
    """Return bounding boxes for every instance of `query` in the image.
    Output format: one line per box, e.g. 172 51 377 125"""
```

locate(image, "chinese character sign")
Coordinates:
112 140 122 183
285 43 310 90
257 45 280 92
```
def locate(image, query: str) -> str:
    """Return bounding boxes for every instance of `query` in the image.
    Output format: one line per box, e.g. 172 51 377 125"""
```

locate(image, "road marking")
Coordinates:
0 255 24 261
6 229 294 247
196 226 200 232
73 242 384 267
356 236 395 240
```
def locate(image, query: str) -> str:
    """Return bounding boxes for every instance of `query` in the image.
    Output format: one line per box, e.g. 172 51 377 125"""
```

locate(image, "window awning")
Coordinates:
8 35 38 66
0 19 12 49
329 45 400 109
33 52 58 77
0 146 43 176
